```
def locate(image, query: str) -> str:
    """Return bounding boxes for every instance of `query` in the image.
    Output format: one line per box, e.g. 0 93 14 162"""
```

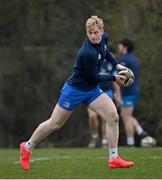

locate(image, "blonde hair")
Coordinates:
86 15 104 32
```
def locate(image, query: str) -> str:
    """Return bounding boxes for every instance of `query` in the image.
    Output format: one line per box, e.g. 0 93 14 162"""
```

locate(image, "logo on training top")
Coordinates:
98 54 101 60
104 44 107 51
63 102 70 108
107 63 113 71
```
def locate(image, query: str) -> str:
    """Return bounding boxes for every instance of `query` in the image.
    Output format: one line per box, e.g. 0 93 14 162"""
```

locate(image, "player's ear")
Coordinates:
101 29 104 35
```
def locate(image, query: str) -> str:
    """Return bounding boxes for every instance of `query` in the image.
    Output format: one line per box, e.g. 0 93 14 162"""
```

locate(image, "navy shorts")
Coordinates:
58 83 103 111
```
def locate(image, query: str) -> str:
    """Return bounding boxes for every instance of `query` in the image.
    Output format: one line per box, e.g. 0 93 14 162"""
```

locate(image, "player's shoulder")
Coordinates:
119 53 139 67
79 39 97 58
131 53 139 61
117 55 128 66
102 32 109 45
117 55 125 61
126 53 139 63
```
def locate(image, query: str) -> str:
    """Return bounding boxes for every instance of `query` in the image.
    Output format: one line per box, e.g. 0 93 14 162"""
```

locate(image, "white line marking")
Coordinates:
14 157 55 164
13 156 107 164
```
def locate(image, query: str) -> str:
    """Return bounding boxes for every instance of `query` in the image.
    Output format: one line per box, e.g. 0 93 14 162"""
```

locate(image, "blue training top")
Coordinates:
67 33 117 90
118 53 140 96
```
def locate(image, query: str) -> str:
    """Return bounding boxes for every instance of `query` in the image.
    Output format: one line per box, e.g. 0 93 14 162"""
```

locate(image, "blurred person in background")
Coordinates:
88 45 121 148
19 16 135 171
117 38 148 147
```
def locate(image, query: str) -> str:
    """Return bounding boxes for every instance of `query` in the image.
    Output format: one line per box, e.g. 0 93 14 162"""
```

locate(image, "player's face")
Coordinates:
87 26 103 44
118 44 127 54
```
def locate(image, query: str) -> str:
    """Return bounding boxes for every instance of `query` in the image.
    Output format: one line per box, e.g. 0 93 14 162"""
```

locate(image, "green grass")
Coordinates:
0 147 162 179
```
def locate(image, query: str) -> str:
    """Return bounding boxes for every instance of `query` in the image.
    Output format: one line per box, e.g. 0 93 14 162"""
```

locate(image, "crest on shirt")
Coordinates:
98 54 101 60
107 63 113 71
104 44 107 51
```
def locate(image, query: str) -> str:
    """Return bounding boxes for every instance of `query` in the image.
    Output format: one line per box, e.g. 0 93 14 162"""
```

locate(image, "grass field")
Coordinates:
0 147 162 179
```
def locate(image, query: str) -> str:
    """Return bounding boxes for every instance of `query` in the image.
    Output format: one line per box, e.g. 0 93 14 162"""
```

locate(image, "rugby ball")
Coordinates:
117 69 134 87
141 136 157 147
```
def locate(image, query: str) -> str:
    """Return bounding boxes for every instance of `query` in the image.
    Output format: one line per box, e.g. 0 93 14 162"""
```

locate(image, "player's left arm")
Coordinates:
103 33 118 68
105 50 128 71
105 49 118 67
102 33 120 69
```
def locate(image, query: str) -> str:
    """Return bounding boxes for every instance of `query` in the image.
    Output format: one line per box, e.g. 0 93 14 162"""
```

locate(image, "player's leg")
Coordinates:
89 93 119 151
19 82 81 171
101 120 108 148
120 95 146 146
88 93 134 168
27 104 72 146
20 104 72 171
87 108 99 148
121 107 135 146
131 111 147 137
100 90 113 148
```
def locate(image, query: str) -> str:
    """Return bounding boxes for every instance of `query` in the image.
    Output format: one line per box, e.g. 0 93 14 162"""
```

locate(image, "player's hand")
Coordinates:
116 64 128 71
114 74 126 87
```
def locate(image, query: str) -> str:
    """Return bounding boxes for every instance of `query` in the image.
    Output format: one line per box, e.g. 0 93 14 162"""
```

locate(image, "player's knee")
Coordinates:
50 123 61 131
100 110 118 124
48 119 62 132
89 113 97 120
108 111 119 124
